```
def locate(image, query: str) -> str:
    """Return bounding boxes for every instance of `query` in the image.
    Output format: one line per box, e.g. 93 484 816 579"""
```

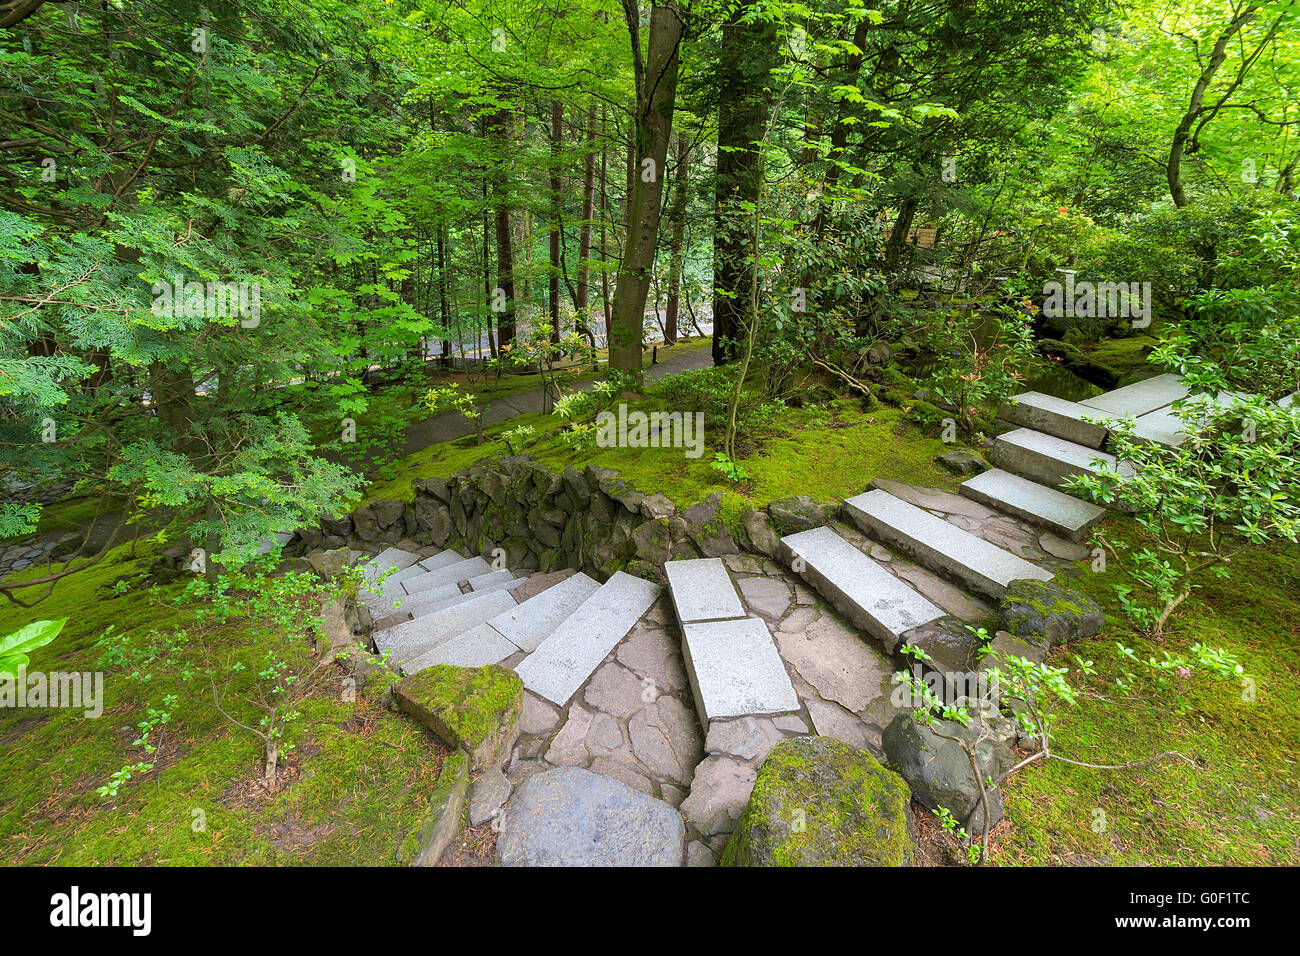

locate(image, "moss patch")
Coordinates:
993 518 1300 865
0 538 447 866
393 664 523 771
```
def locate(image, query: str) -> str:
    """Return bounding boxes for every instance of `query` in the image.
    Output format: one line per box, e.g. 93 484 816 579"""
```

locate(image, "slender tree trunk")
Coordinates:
609 1 685 381
664 133 689 345
549 97 564 341
600 110 612 338
436 220 452 367
1167 7 1259 208
487 105 516 348
575 101 598 342
712 4 777 365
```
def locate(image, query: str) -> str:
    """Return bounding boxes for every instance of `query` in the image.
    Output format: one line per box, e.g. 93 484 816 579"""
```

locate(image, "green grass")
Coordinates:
993 520 1300 866
0 539 445 866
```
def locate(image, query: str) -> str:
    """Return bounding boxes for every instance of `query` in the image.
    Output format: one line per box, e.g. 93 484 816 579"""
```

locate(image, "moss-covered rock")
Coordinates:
397 748 469 867
1000 578 1104 648
394 664 523 771
767 495 834 535
721 736 916 867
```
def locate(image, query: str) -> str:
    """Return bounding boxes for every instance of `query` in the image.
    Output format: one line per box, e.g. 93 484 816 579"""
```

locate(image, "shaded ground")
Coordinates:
399 338 715 457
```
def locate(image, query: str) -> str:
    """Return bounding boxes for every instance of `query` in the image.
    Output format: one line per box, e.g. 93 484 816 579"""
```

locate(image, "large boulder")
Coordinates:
1000 578 1104 649
721 736 916 867
496 767 685 867
882 711 1015 831
394 664 523 772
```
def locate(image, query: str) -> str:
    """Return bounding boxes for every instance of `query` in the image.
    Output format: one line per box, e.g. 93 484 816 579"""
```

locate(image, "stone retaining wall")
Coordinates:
283 455 837 583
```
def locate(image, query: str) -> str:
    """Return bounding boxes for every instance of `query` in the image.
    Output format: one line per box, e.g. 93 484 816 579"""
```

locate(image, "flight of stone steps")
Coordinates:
359 545 660 706
661 373 1257 711
354 374 1295 734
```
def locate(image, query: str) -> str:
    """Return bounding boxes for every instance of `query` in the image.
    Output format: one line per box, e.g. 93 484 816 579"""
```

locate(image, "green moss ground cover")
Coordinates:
0 540 444 866
994 520 1300 865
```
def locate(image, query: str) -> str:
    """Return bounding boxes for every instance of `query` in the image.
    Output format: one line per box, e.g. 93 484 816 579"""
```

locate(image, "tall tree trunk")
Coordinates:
712 5 777 365
487 106 516 348
664 133 689 345
600 108 612 338
436 220 452 367
811 18 870 240
575 101 598 342
549 97 564 341
609 1 685 380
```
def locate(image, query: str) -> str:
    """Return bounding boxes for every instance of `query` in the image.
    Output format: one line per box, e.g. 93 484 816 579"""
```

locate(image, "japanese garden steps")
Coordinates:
778 526 944 646
990 427 1135 490
1077 372 1187 417
374 588 520 670
1000 391 1108 448
843 488 1053 600
515 571 661 706
959 468 1105 543
664 558 799 723
397 570 604 674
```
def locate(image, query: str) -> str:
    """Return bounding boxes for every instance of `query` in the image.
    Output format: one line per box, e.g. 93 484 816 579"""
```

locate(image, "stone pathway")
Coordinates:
398 341 714 457
379 371 1295 866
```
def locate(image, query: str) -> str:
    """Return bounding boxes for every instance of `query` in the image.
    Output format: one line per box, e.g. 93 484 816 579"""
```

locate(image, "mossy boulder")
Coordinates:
721 736 916 867
394 664 524 771
1000 578 1103 648
767 496 834 535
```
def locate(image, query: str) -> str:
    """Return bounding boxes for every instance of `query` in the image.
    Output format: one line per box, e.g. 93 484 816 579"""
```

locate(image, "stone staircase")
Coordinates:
729 374 1217 689
360 545 661 708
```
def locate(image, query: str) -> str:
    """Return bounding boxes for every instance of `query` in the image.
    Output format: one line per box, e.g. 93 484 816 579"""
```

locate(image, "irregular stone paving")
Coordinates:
0 531 74 581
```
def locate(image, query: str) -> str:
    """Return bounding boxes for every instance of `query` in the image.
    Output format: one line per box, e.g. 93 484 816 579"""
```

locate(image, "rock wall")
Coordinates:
283 454 838 583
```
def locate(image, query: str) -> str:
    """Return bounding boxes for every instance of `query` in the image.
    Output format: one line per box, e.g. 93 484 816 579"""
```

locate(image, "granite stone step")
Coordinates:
663 558 746 624
395 570 519 622
403 621 519 672
960 468 1106 542
372 569 520 626
778 526 944 649
990 427 1135 489
416 549 467 572
1078 372 1187 417
361 546 421 583
681 617 800 723
373 589 519 669
1124 389 1252 448
487 571 602 652
401 555 493 595
514 572 661 706
843 488 1053 600
1000 391 1109 448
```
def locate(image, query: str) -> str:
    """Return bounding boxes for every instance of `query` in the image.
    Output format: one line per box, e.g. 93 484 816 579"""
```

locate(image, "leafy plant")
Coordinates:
0 618 66 677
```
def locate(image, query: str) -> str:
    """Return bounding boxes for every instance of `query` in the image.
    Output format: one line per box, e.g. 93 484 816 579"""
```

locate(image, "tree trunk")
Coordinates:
1167 7 1259 208
576 101 598 341
549 97 564 341
436 220 452 366
487 106 516 348
664 133 689 345
712 5 777 365
609 1 685 381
